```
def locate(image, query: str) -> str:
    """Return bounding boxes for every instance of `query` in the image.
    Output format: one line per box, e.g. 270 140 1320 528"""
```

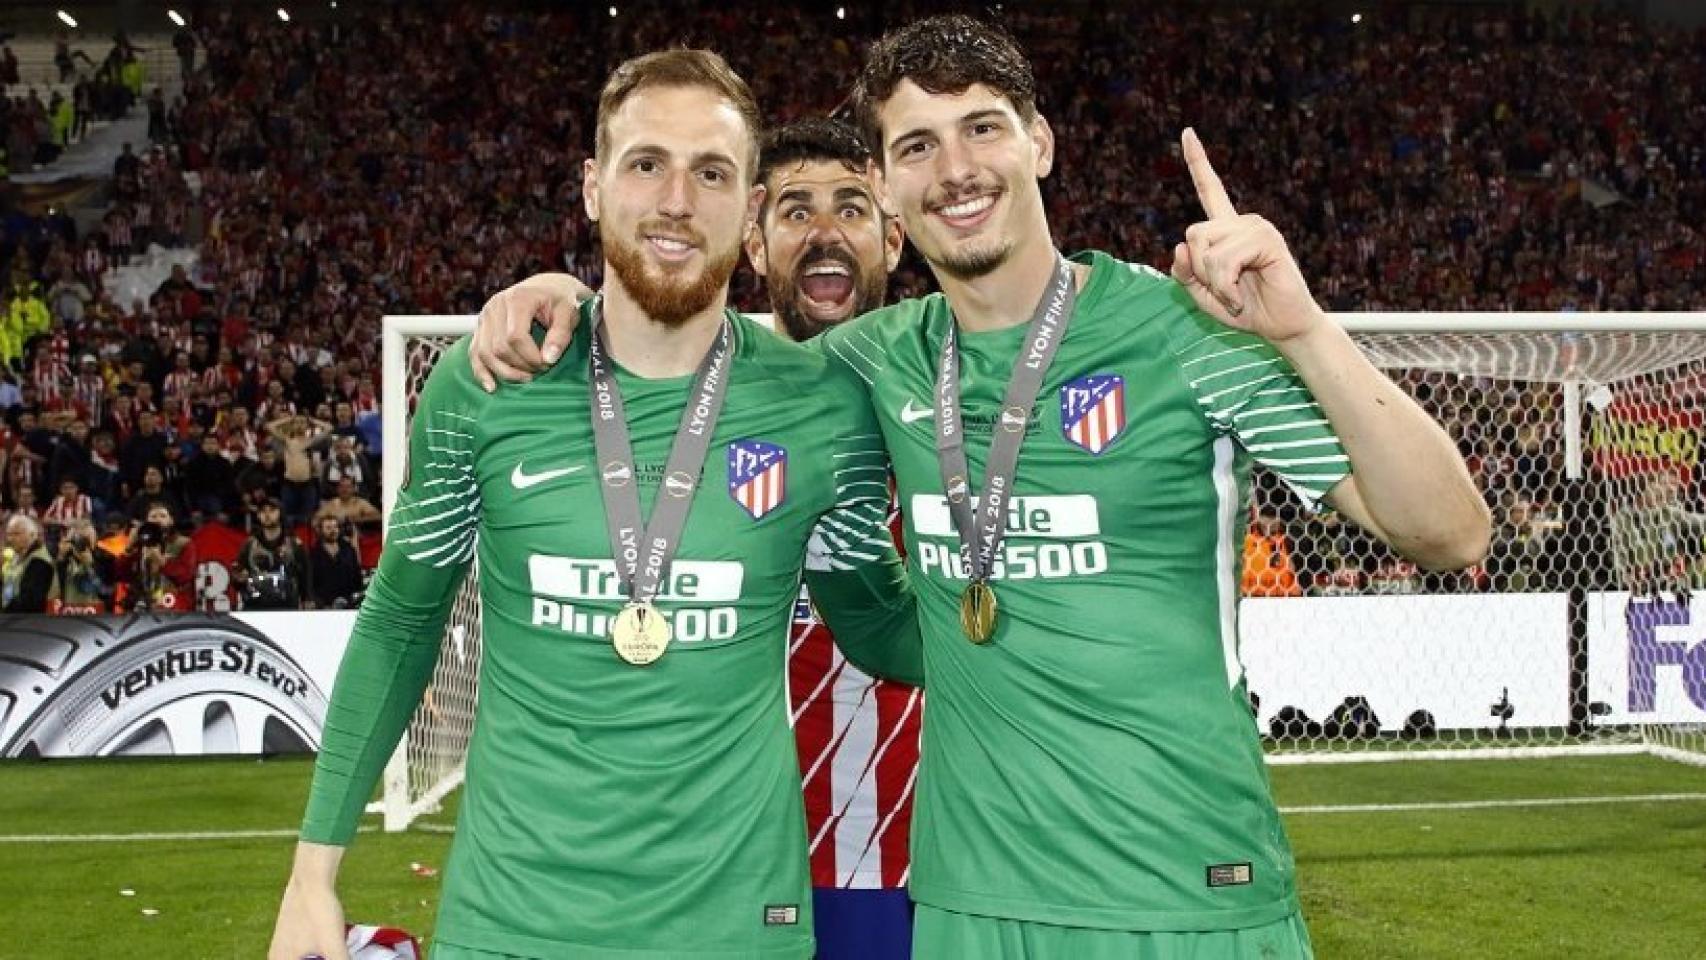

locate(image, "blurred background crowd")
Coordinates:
0 0 1702 611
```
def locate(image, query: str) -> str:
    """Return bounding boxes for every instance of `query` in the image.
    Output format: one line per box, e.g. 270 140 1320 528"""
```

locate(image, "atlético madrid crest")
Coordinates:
1060 374 1126 454
729 439 787 519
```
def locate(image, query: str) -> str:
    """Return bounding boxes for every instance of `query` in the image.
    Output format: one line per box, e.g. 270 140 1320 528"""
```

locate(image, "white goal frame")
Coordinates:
371 311 1706 830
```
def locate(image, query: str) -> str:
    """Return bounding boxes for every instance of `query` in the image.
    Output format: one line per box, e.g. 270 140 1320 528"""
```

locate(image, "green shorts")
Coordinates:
913 904 1315 959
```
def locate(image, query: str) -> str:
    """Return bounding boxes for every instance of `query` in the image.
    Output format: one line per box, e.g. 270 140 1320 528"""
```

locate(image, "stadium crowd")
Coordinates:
0 1 1702 611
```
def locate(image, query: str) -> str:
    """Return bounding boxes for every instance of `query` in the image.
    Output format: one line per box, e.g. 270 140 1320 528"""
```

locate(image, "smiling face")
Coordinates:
874 81 1054 282
585 83 761 328
746 158 901 341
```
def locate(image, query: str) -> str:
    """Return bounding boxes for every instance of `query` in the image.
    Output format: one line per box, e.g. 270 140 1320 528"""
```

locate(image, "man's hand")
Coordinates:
267 872 349 960
1170 128 1325 344
469 273 597 392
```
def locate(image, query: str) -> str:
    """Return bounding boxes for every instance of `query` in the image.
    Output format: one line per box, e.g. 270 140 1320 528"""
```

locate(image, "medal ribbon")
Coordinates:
588 300 734 607
935 256 1076 584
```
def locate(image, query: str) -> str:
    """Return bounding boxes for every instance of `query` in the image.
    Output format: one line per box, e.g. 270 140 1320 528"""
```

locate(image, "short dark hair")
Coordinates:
755 118 873 215
596 47 762 179
852 14 1037 156
758 117 871 184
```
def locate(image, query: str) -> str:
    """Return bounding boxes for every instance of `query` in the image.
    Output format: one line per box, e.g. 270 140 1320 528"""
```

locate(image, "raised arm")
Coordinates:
1170 128 1490 570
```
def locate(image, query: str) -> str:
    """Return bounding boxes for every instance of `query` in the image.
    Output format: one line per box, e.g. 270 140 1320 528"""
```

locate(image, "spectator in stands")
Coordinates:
184 433 238 520
126 464 184 524
158 439 192 510
306 512 363 610
318 475 379 530
47 419 91 494
119 409 169 495
320 434 374 500
235 498 304 610
10 485 40 523
85 430 121 509
2 513 58 612
173 25 197 79
55 516 110 611
42 476 95 544
269 414 330 526
1485 493 1565 592
47 276 93 325
235 444 284 522
1610 471 1706 600
117 501 195 610
1242 507 1304 598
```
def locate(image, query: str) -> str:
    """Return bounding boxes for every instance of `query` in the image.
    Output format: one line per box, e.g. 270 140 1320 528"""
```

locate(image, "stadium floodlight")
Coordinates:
608 6 618 17
1352 13 1363 24
57 10 78 28
836 6 845 19
168 9 185 27
277 7 290 22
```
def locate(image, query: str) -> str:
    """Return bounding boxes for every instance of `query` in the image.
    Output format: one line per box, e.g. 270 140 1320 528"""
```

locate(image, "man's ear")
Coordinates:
1032 114 1056 180
882 212 904 273
583 157 601 222
868 158 897 219
744 219 768 278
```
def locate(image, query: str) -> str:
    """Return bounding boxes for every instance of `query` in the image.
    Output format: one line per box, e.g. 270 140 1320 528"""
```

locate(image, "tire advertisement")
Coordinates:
0 611 354 758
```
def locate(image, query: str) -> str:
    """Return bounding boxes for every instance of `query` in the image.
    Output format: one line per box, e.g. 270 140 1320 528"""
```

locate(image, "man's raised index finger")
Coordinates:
1182 128 1238 221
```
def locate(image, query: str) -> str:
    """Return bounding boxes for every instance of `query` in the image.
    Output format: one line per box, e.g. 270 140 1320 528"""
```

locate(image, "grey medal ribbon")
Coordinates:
588 300 734 607
936 256 1076 584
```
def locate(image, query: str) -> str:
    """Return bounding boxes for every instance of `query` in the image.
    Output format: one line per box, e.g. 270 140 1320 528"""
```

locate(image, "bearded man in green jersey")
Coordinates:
268 50 921 960
466 16 1490 960
471 115 922 960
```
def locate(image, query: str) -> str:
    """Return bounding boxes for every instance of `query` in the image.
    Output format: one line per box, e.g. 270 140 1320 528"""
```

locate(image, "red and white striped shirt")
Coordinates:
787 503 919 888
43 493 93 529
107 214 132 249
81 246 107 280
163 369 199 401
72 375 107 425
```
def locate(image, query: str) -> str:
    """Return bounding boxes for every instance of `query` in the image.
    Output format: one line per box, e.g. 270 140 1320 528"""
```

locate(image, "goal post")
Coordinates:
371 316 487 831
371 312 1706 830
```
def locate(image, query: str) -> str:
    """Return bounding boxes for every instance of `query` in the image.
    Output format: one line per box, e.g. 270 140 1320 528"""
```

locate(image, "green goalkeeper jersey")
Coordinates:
301 307 917 958
817 251 1351 932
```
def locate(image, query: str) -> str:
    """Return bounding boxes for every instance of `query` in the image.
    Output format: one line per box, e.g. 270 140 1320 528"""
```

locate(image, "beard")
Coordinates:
604 221 742 328
918 183 1014 281
932 235 1016 280
768 243 888 343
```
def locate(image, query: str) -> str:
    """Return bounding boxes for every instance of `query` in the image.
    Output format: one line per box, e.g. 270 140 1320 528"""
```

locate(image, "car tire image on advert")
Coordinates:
0 614 330 758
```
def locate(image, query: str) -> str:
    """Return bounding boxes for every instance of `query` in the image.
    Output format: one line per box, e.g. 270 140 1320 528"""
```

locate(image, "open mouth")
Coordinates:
644 233 700 262
796 255 858 320
932 192 999 231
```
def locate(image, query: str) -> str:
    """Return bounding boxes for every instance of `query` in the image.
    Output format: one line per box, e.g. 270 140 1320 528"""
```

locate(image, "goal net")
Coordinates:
375 313 1706 830
1243 315 1706 767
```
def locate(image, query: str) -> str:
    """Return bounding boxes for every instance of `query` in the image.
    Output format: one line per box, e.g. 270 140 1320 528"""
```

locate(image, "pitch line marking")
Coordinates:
1280 792 1706 815
5 793 1706 843
0 827 373 843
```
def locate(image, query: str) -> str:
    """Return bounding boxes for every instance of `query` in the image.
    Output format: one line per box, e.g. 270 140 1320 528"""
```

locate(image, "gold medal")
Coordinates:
611 601 671 665
960 580 998 644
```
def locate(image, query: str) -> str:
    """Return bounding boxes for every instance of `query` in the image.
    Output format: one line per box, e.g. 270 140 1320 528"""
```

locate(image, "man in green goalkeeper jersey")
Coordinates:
467 17 1491 959
268 50 921 960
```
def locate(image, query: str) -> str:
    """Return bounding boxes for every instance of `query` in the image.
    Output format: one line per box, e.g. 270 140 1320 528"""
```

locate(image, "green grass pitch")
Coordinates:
1 754 1703 958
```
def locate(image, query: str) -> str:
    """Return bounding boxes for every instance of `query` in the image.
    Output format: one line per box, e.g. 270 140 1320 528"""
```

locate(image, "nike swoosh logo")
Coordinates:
511 463 585 490
900 400 934 424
